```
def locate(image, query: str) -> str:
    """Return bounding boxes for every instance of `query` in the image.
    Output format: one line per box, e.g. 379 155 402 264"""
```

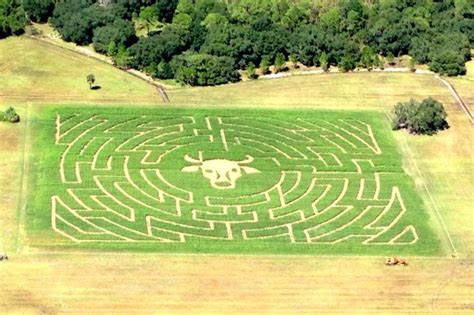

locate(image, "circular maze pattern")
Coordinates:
52 112 419 245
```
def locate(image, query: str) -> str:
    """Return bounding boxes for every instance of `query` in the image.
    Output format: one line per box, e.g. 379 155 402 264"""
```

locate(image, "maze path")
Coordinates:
51 113 419 247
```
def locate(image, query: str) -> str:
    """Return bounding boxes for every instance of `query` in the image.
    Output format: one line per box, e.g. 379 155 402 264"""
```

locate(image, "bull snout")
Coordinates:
205 168 240 189
214 175 233 187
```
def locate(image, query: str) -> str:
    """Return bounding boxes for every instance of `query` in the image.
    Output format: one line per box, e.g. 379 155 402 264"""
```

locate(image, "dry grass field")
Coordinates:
0 37 159 104
448 59 474 113
167 71 455 109
0 36 473 314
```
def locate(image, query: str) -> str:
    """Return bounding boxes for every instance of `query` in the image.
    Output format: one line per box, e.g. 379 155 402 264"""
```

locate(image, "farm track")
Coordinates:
436 76 473 124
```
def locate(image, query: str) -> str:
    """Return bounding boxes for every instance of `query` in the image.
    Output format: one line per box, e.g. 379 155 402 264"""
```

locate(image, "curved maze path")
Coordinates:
51 111 420 248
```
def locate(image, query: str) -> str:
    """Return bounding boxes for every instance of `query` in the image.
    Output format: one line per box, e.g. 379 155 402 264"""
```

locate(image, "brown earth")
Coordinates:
1 254 473 314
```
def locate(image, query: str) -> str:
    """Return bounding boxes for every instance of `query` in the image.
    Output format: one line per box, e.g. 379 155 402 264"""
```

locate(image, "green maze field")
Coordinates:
26 106 441 255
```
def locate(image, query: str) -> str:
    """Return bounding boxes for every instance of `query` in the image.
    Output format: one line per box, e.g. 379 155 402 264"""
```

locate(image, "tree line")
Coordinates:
1 0 473 85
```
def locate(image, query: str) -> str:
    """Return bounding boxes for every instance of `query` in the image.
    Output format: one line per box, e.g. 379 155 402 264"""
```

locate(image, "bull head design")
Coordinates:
181 154 260 189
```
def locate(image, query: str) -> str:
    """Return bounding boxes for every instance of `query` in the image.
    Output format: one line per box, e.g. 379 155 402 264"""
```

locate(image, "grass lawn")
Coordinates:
25 105 442 255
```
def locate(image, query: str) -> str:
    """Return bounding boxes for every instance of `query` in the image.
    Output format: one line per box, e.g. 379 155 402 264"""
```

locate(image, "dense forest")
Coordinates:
1 0 473 85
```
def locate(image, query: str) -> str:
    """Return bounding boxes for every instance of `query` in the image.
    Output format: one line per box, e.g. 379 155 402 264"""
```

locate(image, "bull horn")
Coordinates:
239 155 254 164
184 154 202 164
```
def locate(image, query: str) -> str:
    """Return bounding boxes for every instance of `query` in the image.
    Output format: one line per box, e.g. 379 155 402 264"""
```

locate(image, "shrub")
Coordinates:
1 107 20 123
246 62 258 80
260 56 270 75
392 98 448 135
274 53 287 73
319 52 329 72
289 54 298 68
112 45 130 69
429 49 466 76
409 58 416 72
386 52 395 66
338 56 355 72
374 55 384 70
156 60 174 80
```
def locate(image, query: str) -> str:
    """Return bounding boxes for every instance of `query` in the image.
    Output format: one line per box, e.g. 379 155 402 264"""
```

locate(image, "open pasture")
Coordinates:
26 106 440 255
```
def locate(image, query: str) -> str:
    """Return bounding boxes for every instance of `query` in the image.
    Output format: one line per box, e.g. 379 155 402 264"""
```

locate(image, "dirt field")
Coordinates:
1 254 473 314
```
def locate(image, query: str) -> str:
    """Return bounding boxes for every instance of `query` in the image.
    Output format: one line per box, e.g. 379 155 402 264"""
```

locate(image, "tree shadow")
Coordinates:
91 85 101 90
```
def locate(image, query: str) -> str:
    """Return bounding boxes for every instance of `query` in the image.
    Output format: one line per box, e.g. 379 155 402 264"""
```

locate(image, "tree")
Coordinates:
111 0 142 20
51 1 115 45
92 19 136 55
427 31 470 76
202 12 228 30
409 35 431 64
107 41 117 56
289 54 298 68
374 54 384 70
35 0 474 87
392 98 448 135
0 0 27 38
392 99 418 130
274 52 286 73
338 55 356 72
429 49 466 76
260 56 270 75
289 24 324 66
22 0 54 23
113 45 130 69
139 5 159 35
320 7 342 30
1 107 20 123
171 53 239 86
156 60 174 80
176 0 193 15
386 52 395 66
409 57 416 72
128 26 189 71
319 52 329 71
359 47 376 70
87 74 95 89
246 62 258 80
155 0 179 23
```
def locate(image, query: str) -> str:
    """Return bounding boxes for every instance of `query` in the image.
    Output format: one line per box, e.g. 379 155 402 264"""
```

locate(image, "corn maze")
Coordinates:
28 107 439 254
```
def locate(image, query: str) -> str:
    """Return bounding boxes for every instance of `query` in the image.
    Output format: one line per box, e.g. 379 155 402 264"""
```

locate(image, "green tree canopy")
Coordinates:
0 0 27 38
22 0 54 22
171 53 239 86
93 19 136 55
392 98 449 135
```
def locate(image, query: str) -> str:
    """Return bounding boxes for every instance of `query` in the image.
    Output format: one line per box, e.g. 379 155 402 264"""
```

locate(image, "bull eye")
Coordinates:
204 169 213 173
231 168 238 172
